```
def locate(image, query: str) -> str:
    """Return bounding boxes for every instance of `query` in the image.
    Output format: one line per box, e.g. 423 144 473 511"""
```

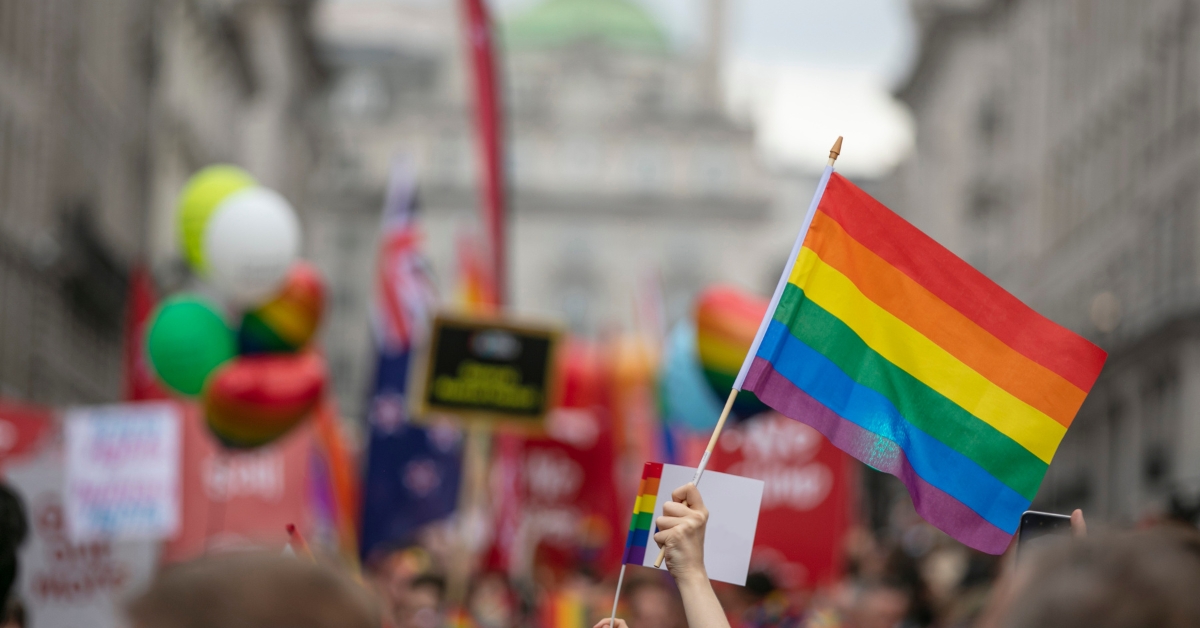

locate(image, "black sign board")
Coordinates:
417 314 561 424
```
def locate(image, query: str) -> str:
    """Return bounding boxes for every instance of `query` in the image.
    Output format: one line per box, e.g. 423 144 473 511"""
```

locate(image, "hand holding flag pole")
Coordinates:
649 136 843 571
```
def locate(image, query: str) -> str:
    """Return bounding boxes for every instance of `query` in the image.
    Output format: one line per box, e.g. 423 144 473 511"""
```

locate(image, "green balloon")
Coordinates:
146 296 236 396
177 165 255 274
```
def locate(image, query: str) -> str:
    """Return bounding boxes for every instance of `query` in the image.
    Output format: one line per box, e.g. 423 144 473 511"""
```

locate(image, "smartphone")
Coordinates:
1017 510 1072 559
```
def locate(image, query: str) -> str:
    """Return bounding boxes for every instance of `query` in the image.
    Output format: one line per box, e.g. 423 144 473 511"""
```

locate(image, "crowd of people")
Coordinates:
4 479 1200 628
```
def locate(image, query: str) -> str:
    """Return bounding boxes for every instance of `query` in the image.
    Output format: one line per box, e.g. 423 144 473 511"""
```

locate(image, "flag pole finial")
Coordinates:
828 136 843 166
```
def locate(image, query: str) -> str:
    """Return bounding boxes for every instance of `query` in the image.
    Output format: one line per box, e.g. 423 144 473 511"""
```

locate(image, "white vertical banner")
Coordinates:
64 402 181 542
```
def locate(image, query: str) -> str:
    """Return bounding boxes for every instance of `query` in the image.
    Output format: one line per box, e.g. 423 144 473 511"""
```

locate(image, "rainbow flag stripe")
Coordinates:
741 172 1107 554
621 462 663 565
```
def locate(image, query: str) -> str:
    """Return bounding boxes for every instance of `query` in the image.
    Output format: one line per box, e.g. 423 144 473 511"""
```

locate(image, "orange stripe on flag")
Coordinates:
803 212 1087 427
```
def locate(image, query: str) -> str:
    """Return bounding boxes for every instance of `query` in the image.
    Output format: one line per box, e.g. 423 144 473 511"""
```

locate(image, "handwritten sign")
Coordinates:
64 403 181 542
4 419 159 628
418 315 560 425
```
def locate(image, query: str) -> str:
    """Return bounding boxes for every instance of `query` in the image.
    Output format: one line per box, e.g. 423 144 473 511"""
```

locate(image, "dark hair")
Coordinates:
410 573 447 600
999 526 1200 628
0 484 28 610
126 552 379 628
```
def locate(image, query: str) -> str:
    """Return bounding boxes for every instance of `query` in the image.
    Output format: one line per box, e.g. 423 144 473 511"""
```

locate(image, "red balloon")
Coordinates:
203 352 326 448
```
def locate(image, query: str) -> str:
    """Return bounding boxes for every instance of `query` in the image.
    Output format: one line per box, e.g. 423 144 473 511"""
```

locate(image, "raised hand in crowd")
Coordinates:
594 482 730 628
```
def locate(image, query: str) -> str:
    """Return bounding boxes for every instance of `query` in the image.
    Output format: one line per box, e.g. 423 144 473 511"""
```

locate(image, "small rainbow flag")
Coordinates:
621 462 663 565
736 170 1107 554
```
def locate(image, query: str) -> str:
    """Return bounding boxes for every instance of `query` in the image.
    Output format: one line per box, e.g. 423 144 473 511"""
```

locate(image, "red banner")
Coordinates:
122 264 169 402
707 413 855 589
485 342 623 578
460 0 507 306
0 401 54 469
161 404 316 563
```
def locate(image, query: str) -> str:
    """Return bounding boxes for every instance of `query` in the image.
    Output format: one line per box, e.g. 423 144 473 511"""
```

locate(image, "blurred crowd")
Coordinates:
344 504 1200 628
7 475 1200 628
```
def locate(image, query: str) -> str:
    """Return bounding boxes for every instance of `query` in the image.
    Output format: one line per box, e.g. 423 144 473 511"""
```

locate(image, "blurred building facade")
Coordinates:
309 0 806 418
0 0 153 403
884 0 1200 524
0 0 324 405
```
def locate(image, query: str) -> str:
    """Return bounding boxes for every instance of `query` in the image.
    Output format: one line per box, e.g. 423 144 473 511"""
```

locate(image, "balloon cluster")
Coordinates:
659 285 769 431
146 165 328 448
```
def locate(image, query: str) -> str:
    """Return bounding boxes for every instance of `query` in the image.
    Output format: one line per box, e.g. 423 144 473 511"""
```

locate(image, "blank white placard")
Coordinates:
642 463 764 585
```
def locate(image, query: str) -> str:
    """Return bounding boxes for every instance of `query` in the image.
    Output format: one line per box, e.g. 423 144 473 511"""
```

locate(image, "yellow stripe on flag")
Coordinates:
789 247 1065 462
637 494 657 514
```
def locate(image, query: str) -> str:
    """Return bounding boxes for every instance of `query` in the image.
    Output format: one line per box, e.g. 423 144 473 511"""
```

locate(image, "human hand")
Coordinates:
593 619 628 628
1070 509 1086 537
653 483 708 584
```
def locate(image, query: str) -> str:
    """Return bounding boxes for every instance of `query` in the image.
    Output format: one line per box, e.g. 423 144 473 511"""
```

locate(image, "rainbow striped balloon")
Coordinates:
621 462 662 566
695 286 769 418
238 262 325 354
204 352 326 448
740 171 1107 554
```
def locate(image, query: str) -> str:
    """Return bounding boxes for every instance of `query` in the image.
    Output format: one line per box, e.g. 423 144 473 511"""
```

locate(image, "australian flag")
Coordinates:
360 159 462 562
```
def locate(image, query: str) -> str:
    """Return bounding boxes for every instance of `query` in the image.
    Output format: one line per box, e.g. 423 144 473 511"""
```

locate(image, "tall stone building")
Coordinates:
0 0 154 403
145 0 326 276
0 0 324 405
309 0 805 418
883 0 1200 523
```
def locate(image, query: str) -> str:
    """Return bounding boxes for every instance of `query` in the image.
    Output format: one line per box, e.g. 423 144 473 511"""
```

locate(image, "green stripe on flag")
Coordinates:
772 283 1046 500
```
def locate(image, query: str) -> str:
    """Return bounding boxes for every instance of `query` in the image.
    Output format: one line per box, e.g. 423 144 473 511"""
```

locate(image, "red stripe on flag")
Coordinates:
814 173 1106 391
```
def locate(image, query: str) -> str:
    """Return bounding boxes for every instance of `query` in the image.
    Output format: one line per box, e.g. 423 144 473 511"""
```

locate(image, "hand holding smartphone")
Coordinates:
1016 510 1074 560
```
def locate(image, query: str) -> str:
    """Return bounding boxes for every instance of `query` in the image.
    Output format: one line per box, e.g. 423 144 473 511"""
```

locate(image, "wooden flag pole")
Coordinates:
828 136 842 166
652 387 737 568
652 136 843 571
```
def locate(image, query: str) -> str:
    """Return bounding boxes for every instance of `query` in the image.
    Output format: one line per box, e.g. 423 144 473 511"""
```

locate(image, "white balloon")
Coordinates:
202 187 300 306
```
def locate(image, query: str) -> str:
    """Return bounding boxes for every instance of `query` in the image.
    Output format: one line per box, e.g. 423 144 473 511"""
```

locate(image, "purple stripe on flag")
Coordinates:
625 544 647 566
746 357 1014 555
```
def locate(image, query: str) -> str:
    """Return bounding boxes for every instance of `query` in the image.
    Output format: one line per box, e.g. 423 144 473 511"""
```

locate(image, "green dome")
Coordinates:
503 0 669 53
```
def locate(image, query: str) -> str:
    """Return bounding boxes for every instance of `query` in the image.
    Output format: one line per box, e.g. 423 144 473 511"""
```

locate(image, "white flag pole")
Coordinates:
652 137 842 570
609 563 627 626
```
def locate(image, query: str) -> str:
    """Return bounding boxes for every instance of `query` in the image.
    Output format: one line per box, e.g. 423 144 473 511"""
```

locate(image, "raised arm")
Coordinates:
654 483 731 628
593 483 733 628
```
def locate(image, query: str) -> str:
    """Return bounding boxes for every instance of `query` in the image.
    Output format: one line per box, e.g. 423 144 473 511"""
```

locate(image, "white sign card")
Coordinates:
5 425 160 628
64 403 181 542
643 463 764 586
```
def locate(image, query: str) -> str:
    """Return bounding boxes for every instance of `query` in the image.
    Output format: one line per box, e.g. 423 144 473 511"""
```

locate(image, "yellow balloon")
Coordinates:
177 165 255 273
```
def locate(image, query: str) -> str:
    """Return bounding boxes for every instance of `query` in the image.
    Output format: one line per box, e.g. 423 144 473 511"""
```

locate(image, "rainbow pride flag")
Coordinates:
735 170 1107 554
621 462 662 565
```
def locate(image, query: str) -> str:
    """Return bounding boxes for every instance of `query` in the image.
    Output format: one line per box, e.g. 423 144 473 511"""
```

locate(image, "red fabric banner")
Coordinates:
707 413 855 589
0 401 54 470
521 406 622 577
460 0 507 306
122 264 169 402
161 404 315 563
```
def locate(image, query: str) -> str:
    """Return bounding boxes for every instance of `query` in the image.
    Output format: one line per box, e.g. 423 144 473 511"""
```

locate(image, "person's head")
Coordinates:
990 527 1200 628
849 581 910 628
367 545 433 622
1 600 24 628
0 484 27 619
399 573 445 628
625 577 684 628
126 552 378 628
468 572 517 628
